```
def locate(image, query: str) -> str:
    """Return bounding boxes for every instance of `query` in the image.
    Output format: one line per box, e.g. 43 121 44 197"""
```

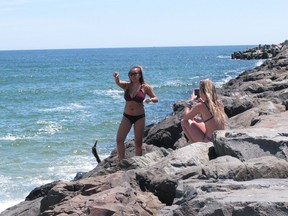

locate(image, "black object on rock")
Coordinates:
92 140 101 163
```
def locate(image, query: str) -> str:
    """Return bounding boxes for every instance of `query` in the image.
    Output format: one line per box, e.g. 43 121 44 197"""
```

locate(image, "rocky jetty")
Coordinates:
231 41 287 60
1 40 288 216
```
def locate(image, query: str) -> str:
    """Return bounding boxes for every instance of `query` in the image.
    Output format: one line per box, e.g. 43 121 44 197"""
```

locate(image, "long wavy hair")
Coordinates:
200 79 225 126
129 65 145 84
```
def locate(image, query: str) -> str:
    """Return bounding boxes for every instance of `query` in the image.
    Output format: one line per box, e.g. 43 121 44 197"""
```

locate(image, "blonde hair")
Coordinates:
200 79 225 126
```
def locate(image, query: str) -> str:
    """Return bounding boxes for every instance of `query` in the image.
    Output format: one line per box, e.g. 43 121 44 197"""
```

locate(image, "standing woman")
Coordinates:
113 65 158 160
181 79 225 143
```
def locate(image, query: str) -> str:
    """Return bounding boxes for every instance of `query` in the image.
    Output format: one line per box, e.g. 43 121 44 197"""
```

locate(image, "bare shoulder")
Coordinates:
194 100 205 111
142 83 152 91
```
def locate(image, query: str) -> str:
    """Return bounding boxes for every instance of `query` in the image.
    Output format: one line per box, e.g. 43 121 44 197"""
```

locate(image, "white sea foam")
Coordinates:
26 176 56 188
255 60 265 67
37 120 62 135
0 175 22 213
0 175 53 213
0 134 31 141
156 79 189 88
40 103 87 113
44 156 95 181
217 55 231 59
0 199 23 213
95 89 122 100
165 80 182 86
0 155 97 213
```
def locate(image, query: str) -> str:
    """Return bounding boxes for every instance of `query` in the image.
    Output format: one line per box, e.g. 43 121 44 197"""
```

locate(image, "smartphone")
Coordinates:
194 88 200 99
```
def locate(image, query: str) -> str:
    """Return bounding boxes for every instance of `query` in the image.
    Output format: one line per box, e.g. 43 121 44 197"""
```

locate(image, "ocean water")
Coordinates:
0 46 261 212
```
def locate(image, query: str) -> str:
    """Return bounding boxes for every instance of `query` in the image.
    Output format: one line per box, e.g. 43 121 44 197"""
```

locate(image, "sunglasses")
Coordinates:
128 72 139 76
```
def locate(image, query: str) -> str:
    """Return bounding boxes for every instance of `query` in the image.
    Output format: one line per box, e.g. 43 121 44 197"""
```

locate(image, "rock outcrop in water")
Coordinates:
231 41 287 60
1 40 288 216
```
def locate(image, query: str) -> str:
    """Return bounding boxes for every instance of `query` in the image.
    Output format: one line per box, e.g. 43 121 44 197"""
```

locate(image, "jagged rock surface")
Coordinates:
2 40 288 216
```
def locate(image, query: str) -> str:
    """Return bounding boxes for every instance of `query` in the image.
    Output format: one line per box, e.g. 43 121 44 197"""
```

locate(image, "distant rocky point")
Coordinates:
231 40 287 60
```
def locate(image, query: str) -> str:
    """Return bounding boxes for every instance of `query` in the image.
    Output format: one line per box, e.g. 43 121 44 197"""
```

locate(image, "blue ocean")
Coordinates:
0 46 262 212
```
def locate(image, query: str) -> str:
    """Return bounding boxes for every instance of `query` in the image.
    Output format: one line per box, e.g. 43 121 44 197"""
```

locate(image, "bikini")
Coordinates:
123 113 145 124
123 87 146 124
124 87 145 103
203 102 214 123
202 101 214 141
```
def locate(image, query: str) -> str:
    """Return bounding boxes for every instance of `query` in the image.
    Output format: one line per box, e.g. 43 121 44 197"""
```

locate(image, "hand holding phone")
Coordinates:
194 88 200 99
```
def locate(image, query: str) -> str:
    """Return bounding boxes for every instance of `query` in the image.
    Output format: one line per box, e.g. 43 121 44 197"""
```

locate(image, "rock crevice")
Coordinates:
2 40 288 215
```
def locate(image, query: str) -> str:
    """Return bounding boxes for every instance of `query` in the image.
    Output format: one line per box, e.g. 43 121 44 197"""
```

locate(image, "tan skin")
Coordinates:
113 67 158 159
181 88 224 143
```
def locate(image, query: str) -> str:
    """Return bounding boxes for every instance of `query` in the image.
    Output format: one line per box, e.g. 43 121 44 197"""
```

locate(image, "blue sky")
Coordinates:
0 0 287 50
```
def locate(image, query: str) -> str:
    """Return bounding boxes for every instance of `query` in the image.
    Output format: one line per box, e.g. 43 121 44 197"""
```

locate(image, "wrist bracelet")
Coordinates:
186 101 193 109
186 100 193 107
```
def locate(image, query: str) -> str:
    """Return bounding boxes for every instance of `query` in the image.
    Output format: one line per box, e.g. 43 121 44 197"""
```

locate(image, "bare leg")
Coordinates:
181 119 206 143
116 116 132 160
181 119 194 142
133 117 145 156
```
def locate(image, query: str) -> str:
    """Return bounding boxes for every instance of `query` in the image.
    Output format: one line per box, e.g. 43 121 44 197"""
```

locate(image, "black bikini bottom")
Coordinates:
123 113 145 124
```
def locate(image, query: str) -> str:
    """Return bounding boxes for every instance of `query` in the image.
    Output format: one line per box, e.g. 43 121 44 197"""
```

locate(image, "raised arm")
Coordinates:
183 101 201 121
183 88 202 120
113 71 128 89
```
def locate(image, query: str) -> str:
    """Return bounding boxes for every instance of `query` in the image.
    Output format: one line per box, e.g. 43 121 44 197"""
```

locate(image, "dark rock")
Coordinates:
2 39 288 216
231 42 285 60
144 109 184 149
25 181 61 201
73 172 86 181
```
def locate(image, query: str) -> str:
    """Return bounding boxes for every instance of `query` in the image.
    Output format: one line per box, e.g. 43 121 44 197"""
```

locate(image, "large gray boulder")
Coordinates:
2 40 288 216
214 111 288 161
159 178 288 215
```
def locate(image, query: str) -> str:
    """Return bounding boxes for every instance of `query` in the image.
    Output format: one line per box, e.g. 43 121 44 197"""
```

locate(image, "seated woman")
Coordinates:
181 79 226 143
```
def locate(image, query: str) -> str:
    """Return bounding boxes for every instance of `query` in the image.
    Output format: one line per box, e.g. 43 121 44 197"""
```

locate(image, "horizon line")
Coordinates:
0 44 263 52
